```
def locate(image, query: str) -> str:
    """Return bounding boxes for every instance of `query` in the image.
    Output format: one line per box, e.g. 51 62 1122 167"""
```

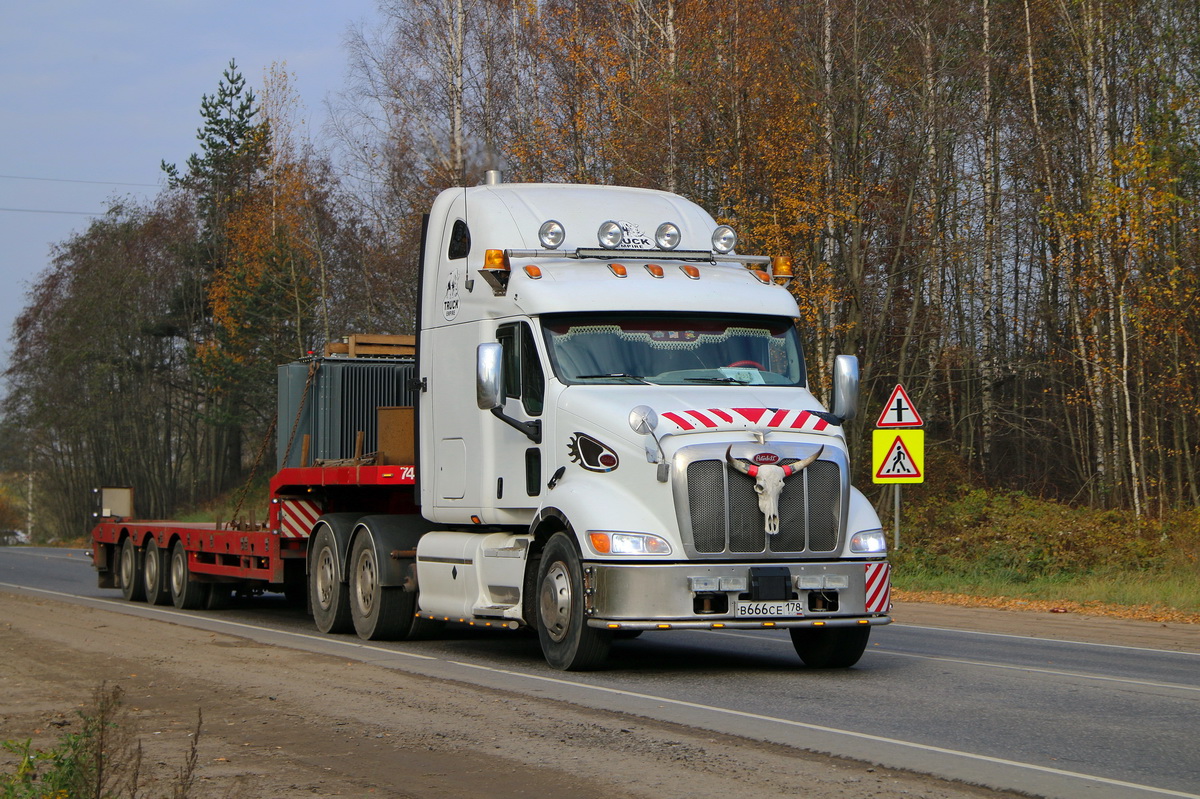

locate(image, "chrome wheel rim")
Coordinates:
539 560 572 643
315 546 336 611
354 549 377 616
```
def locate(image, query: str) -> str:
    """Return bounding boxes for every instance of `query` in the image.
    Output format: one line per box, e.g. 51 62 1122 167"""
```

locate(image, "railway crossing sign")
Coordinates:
876 383 923 427
872 429 925 484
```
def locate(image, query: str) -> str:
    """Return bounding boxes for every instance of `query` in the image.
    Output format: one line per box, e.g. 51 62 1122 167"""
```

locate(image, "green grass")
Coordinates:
889 478 1200 616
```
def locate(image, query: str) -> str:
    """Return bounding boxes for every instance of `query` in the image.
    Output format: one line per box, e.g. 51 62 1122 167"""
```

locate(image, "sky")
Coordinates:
0 0 379 372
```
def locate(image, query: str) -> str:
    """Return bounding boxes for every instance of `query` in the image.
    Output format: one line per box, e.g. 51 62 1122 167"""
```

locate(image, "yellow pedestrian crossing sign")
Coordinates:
873 429 924 483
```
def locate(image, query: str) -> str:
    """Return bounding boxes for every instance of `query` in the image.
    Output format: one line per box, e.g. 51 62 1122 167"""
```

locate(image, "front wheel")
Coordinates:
169 540 209 610
118 537 145 602
789 626 871 668
536 533 611 671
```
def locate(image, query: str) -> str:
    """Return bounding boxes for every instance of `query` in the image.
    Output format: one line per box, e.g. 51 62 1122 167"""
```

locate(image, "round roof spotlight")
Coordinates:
712 225 738 254
655 222 681 251
597 220 624 249
538 219 565 249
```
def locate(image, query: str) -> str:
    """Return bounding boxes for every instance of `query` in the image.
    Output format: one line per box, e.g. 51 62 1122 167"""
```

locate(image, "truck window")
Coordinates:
447 219 470 259
497 323 545 415
541 312 806 387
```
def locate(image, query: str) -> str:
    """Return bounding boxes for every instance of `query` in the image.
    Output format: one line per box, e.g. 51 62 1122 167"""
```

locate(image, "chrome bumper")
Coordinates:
582 559 892 630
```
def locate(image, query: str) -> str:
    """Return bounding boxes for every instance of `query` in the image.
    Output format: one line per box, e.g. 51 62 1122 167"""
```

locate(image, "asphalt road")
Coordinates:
3 545 1198 799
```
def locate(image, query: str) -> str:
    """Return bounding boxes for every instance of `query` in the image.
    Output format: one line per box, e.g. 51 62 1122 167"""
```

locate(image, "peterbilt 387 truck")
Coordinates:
91 174 891 670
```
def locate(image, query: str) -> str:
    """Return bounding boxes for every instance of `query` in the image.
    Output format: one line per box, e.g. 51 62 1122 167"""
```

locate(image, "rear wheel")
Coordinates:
142 538 171 606
349 533 410 640
118 537 144 602
536 532 611 671
789 626 871 668
169 540 208 610
309 525 352 634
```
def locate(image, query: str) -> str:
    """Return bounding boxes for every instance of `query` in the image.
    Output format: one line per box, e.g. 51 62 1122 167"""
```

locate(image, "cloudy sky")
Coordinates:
0 0 378 370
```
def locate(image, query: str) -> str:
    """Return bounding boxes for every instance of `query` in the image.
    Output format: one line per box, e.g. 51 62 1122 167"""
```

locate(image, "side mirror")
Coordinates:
476 342 504 410
628 405 658 436
831 355 859 423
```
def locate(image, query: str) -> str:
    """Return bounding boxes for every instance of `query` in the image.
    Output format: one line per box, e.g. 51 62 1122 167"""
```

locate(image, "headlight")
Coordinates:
597 220 623 249
712 225 738 253
588 531 672 555
538 220 565 249
655 222 681 250
850 529 887 554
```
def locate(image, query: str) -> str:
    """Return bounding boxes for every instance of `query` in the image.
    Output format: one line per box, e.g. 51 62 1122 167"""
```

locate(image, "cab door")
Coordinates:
493 321 545 511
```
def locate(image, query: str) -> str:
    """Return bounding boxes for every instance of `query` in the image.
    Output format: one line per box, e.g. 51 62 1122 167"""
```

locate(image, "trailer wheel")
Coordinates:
309 525 352 634
536 532 611 671
169 540 209 610
142 538 171 606
789 626 871 668
349 533 409 640
118 536 145 603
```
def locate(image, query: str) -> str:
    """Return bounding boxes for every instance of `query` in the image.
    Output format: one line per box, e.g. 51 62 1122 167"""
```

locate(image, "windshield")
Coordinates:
541 313 806 386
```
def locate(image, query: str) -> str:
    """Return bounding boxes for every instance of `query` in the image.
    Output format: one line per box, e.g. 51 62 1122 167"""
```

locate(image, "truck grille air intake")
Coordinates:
685 458 841 555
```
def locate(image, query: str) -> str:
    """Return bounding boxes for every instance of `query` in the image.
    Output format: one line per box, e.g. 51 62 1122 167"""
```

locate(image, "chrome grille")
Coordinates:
685 457 842 556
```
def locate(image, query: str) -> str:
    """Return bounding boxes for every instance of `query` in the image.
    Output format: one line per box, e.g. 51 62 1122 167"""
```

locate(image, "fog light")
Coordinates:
719 576 747 592
689 576 720 592
798 575 823 590
825 574 849 589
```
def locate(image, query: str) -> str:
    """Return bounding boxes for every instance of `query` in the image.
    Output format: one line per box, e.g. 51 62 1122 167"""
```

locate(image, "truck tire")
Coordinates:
789 626 871 668
349 532 410 640
142 538 172 606
536 532 611 671
309 525 352 634
118 536 145 602
169 540 209 610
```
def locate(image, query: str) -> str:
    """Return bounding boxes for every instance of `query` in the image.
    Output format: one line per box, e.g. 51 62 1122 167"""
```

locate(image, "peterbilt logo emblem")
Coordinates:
726 445 824 535
752 453 780 465
568 433 619 472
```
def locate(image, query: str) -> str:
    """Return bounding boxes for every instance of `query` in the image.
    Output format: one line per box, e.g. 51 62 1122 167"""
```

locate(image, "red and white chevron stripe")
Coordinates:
864 562 891 613
659 407 834 435
280 499 322 539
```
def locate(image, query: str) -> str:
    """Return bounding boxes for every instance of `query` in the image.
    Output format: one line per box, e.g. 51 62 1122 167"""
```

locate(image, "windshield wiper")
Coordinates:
575 373 650 383
685 376 746 384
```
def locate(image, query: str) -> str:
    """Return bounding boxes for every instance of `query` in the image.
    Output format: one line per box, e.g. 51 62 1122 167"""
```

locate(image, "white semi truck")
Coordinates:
92 174 891 671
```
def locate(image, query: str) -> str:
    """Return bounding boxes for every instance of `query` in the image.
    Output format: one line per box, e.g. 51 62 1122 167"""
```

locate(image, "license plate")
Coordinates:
735 600 804 618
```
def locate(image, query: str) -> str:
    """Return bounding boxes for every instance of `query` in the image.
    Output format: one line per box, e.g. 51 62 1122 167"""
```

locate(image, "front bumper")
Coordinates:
582 559 892 630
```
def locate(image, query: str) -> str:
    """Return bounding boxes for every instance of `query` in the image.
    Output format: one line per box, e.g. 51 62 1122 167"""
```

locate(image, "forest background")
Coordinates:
2 0 1197 606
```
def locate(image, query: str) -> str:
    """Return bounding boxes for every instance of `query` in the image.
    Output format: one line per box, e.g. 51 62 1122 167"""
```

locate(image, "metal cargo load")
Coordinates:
276 357 417 469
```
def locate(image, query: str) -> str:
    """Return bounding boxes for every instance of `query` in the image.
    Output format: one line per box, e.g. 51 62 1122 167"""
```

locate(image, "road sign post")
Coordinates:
873 384 924 550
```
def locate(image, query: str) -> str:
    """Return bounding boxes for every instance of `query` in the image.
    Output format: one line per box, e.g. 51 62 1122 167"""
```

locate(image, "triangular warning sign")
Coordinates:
877 384 924 427
875 436 922 479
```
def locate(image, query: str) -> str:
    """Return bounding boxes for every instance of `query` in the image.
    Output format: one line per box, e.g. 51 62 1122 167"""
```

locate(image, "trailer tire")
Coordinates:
142 538 171 606
169 540 209 610
309 525 352 634
536 532 611 671
118 536 145 602
789 626 871 668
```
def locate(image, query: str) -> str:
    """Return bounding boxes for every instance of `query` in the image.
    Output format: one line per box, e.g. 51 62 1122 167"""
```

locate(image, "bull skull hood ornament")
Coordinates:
725 445 824 535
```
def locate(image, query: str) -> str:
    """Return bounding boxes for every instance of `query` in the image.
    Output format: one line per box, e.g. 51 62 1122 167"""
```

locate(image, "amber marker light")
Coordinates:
589 532 612 553
771 255 795 284
484 248 510 272
608 263 628 278
645 263 665 278
751 269 772 284
523 265 543 279
679 264 701 280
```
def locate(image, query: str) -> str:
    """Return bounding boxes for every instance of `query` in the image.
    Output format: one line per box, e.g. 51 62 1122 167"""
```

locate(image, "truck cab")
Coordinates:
414 176 890 669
